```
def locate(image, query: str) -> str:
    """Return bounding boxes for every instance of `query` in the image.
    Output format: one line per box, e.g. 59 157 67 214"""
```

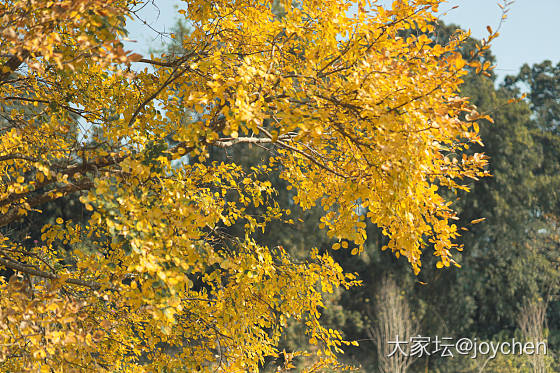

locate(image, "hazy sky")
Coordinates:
125 0 560 83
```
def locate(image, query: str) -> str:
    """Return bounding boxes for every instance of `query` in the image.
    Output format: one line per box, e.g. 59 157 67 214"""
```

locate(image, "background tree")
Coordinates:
518 298 550 373
367 276 419 373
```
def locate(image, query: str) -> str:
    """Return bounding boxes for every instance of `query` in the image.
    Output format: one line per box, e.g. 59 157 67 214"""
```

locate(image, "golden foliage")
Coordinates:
0 0 493 370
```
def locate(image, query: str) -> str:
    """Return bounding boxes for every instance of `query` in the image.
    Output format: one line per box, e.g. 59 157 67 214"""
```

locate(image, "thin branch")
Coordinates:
127 63 191 128
2 96 88 117
257 125 348 179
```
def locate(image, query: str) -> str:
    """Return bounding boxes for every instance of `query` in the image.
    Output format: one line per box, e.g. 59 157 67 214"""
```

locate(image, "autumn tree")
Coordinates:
0 0 493 371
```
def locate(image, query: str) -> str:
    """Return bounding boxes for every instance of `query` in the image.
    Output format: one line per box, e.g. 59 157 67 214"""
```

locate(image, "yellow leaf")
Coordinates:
471 218 486 225
455 58 466 70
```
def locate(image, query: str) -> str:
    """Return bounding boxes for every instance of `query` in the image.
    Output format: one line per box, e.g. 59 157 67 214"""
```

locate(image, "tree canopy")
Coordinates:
0 0 494 371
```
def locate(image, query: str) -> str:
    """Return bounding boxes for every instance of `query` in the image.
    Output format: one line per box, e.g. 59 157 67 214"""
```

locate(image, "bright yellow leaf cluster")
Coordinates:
0 0 493 371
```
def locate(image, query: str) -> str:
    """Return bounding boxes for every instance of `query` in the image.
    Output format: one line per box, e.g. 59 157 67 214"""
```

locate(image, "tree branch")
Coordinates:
257 125 348 179
0 257 102 290
0 179 93 228
212 135 294 148
0 50 30 82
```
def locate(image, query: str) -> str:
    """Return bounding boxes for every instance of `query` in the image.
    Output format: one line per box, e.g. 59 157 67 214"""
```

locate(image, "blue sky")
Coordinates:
442 0 560 82
125 0 560 83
